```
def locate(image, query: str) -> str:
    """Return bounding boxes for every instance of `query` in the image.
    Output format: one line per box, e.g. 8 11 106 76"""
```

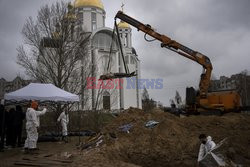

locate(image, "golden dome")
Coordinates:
118 21 130 29
74 0 104 10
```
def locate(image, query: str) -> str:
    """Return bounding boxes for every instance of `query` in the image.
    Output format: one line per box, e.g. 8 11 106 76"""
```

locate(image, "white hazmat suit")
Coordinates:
24 107 47 149
198 136 216 162
57 111 69 136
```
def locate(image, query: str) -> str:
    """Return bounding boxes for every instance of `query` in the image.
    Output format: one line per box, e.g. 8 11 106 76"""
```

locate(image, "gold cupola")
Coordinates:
74 0 104 10
118 21 130 29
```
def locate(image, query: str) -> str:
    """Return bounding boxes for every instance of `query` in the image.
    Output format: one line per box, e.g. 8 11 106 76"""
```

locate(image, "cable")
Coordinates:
114 19 129 74
107 23 116 72
144 33 156 42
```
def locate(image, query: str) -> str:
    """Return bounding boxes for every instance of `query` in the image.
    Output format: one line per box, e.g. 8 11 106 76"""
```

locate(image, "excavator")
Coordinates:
113 11 241 114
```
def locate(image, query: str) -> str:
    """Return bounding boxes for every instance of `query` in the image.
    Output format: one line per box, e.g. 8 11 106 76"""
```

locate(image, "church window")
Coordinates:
125 55 129 64
124 33 128 47
97 33 105 48
93 32 117 50
91 12 97 30
102 55 109 70
103 16 105 27
126 33 129 47
130 56 136 64
118 53 121 66
77 12 83 24
103 91 110 110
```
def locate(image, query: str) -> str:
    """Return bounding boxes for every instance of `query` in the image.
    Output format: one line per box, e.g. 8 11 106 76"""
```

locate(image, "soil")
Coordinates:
76 108 250 167
0 137 80 167
1 108 250 167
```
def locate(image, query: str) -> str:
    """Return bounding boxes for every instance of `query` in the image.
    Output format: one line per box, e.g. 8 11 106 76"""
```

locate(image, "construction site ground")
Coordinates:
0 108 250 167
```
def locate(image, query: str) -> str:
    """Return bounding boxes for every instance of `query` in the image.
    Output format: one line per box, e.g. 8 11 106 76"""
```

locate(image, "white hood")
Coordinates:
207 136 212 142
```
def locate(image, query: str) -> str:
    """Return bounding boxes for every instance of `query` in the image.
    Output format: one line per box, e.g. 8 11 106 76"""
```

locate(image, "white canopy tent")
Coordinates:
4 83 79 103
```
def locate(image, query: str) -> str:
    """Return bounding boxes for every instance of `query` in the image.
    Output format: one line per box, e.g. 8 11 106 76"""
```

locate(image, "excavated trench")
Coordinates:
100 108 250 166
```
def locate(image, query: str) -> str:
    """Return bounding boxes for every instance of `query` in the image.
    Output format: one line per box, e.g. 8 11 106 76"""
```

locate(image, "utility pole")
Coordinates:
245 74 248 106
81 63 84 110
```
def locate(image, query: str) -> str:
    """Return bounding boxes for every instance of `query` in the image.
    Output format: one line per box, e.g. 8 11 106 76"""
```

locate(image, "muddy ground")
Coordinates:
1 108 250 167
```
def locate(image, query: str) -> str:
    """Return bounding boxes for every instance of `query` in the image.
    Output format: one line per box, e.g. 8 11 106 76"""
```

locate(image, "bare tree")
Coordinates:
175 90 184 109
17 2 91 98
169 99 176 108
175 91 182 105
142 87 149 101
142 87 155 111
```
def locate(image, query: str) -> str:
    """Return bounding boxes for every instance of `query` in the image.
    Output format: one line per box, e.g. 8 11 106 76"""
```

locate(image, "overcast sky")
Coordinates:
0 0 250 105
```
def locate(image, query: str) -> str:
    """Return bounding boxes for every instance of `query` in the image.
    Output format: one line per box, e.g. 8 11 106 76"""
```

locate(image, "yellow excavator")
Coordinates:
114 11 241 114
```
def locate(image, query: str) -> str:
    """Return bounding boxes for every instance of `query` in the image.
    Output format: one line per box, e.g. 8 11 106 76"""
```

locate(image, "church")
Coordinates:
73 0 142 110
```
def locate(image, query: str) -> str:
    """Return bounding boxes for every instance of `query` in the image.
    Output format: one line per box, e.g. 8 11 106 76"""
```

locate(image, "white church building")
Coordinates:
73 0 142 110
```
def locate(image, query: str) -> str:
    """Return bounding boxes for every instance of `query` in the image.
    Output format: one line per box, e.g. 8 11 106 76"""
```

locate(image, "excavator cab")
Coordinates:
186 87 196 106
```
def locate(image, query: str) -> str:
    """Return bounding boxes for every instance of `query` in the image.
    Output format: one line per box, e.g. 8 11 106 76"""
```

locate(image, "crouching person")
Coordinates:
24 101 47 152
57 110 69 143
197 134 216 166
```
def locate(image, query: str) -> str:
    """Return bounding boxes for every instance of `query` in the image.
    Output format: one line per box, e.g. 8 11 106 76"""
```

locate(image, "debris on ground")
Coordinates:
81 133 104 150
1 108 250 167
119 123 133 133
14 153 73 166
61 152 73 159
76 108 250 167
145 120 160 128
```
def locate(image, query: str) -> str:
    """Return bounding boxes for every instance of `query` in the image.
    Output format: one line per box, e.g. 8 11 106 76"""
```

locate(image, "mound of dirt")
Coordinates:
75 108 250 167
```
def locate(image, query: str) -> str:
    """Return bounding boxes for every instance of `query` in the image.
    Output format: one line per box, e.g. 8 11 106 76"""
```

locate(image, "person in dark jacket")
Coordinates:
12 105 25 147
0 101 5 151
5 108 15 147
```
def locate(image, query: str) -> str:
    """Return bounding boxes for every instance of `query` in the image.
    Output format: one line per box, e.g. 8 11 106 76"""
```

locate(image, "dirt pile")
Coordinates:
76 108 250 167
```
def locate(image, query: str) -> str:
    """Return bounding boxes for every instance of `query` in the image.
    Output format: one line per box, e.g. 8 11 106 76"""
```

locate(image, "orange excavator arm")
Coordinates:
115 11 213 98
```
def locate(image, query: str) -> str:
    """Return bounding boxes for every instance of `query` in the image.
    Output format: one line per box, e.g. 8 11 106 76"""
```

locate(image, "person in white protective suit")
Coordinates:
24 101 47 151
57 110 69 142
197 134 216 164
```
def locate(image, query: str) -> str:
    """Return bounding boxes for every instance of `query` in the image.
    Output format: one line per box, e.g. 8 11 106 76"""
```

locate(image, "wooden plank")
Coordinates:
47 159 73 163
22 157 73 164
43 154 53 157
15 160 68 166
14 162 42 166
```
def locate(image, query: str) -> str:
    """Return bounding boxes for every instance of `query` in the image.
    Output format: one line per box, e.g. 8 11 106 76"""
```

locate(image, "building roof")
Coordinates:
13 76 22 81
74 0 104 10
118 21 130 29
0 78 6 82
